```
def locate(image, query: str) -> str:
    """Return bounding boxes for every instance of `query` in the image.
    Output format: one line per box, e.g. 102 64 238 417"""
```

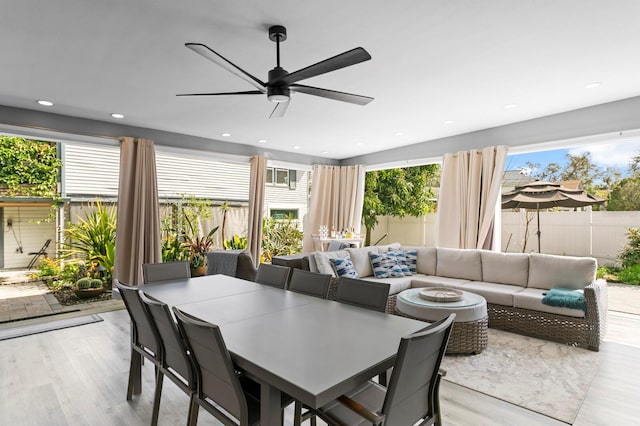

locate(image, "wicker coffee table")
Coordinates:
396 288 488 354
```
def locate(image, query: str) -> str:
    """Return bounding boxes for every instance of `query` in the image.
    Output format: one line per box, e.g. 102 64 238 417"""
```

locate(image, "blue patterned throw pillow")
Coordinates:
330 256 360 279
388 250 412 276
403 250 418 274
369 252 405 279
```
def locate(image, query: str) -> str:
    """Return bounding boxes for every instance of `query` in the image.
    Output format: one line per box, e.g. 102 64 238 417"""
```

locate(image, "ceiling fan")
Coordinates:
177 25 374 118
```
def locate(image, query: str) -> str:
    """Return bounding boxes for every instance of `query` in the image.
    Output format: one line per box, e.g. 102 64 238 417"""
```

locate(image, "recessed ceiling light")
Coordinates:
321 151 329 154
585 82 601 89
220 132 231 137
37 100 53 106
258 139 267 144
110 113 124 119
293 146 301 150
394 132 404 136
444 120 454 125
504 104 517 109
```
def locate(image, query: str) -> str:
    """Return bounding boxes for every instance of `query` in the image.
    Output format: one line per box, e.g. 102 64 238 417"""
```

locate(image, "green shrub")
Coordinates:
618 227 640 268
34 257 61 278
596 265 621 282
224 234 248 250
618 265 640 285
261 216 303 263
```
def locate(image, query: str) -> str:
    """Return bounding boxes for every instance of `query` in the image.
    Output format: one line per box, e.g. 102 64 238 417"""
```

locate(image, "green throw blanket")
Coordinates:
542 288 587 312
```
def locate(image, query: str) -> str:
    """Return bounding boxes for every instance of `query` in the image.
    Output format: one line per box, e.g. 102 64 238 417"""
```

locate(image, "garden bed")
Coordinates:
52 288 112 306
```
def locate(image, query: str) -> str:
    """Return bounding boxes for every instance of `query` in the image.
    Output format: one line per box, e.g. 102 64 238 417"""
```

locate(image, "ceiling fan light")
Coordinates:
268 94 290 103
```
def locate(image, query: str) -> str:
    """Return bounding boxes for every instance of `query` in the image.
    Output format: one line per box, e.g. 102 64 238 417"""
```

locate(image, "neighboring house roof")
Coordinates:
555 180 582 190
502 170 535 193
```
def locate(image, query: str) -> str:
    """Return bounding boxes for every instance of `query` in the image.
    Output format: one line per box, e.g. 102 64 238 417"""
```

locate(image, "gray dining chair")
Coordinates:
255 263 291 289
310 314 456 426
288 269 332 299
173 307 293 426
335 277 391 313
140 293 197 426
142 261 191 284
115 281 162 402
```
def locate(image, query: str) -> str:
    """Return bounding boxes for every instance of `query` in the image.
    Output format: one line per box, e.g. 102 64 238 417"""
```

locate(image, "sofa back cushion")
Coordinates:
402 246 437 275
481 250 529 286
312 250 348 276
527 253 597 290
436 248 482 281
346 247 375 277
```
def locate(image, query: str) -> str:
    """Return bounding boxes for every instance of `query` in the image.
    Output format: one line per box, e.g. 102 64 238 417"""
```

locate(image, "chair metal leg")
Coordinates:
151 369 164 426
127 349 142 399
294 401 302 426
187 394 199 426
433 374 443 426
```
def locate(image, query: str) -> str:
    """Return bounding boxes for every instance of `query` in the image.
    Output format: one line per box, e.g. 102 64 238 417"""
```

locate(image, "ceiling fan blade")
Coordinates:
185 43 266 92
273 47 371 86
291 84 373 105
176 90 263 97
269 101 289 119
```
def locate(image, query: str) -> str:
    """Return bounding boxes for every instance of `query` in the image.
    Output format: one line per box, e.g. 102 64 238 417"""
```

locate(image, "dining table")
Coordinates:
142 274 426 425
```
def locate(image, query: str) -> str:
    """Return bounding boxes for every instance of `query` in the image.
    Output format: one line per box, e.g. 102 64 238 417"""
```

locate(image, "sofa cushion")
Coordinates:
346 247 375 277
329 255 360 279
513 288 586 318
436 248 482 281
387 250 412 276
374 242 402 253
402 246 437 275
527 253 597 290
361 276 412 295
410 275 470 289
480 250 529 286
313 250 348 276
369 252 405 278
463 281 524 306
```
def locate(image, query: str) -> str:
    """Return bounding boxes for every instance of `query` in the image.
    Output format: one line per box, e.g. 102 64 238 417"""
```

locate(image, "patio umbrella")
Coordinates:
501 181 606 253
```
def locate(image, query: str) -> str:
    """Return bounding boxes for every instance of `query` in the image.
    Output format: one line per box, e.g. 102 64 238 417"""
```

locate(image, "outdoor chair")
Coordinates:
115 281 162 402
173 307 293 426
255 263 291 289
310 314 456 426
142 261 190 284
287 269 332 299
206 250 258 281
139 293 197 426
335 277 391 313
27 239 51 269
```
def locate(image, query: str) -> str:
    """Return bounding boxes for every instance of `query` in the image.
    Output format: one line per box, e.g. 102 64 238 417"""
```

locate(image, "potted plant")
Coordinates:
182 216 219 277
73 277 104 299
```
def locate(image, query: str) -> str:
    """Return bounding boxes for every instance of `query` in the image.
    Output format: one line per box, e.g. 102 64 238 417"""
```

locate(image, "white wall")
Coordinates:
1 206 56 269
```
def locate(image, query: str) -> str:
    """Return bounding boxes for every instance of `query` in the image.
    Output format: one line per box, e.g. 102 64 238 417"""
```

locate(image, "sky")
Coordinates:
504 139 640 176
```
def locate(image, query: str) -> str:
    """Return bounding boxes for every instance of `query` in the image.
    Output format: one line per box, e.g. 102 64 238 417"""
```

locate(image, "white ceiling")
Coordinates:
1 0 640 160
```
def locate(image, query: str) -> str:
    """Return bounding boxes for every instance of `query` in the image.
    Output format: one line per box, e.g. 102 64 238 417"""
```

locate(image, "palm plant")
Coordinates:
61 200 116 284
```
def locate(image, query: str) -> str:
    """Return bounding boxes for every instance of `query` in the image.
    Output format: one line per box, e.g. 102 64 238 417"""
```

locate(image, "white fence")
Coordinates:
370 211 640 265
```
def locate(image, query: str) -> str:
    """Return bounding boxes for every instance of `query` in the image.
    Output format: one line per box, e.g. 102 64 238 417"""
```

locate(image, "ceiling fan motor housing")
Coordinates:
267 66 290 102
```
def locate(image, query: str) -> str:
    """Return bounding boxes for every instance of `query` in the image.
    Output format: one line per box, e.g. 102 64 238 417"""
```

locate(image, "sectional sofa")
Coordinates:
302 243 608 351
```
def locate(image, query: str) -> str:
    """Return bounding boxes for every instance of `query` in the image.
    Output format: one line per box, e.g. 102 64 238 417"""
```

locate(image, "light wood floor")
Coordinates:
0 308 638 425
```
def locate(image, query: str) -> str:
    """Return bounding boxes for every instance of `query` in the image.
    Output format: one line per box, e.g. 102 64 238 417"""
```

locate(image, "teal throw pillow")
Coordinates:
369 252 405 279
387 250 412 276
330 256 360 279
403 249 418 273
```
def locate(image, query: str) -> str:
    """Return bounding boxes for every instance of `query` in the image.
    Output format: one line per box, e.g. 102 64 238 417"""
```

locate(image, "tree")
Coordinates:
362 165 439 246
607 176 640 211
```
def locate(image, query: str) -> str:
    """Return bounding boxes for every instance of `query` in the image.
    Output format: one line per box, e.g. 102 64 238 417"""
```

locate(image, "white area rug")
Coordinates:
441 328 600 424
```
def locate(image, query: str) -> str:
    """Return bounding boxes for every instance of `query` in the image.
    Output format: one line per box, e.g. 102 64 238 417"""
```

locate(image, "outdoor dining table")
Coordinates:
142 274 426 425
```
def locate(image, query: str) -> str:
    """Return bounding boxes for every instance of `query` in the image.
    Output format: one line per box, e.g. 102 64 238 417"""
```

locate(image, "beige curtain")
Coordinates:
248 155 267 266
437 146 508 250
114 137 161 286
302 165 366 253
